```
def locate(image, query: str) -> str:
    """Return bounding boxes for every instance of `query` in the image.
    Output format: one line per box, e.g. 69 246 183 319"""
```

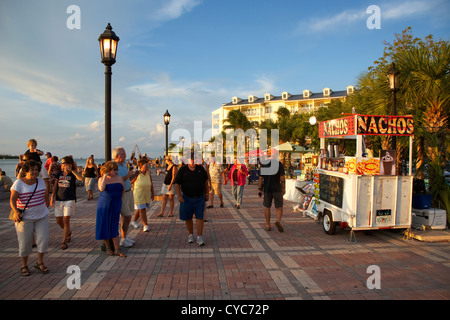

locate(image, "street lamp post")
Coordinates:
98 23 119 162
164 110 171 156
386 62 398 149
387 62 399 174
181 136 185 156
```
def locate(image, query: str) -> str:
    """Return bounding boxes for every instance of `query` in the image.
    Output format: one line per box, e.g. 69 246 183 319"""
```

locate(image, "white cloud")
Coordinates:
150 123 165 137
297 0 441 34
383 1 435 19
307 9 366 33
87 120 102 132
154 0 204 21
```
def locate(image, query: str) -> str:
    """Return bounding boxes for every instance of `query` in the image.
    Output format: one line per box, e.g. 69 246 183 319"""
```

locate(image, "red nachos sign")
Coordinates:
319 115 414 138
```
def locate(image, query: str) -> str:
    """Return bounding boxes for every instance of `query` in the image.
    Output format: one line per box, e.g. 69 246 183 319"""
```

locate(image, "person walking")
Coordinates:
174 157 209 246
50 156 83 250
10 160 50 276
83 157 98 200
112 147 138 248
257 151 286 232
95 161 126 257
207 156 225 208
157 155 177 217
48 156 60 188
130 158 154 232
226 157 248 209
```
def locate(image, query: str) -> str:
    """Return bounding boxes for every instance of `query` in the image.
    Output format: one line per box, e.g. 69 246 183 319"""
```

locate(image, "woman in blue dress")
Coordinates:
95 161 126 257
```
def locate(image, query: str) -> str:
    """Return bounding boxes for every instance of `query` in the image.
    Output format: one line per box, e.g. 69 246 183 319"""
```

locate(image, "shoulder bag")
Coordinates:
9 180 39 222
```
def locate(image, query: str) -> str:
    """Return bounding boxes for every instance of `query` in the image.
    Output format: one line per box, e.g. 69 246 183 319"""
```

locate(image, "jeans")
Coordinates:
231 183 244 206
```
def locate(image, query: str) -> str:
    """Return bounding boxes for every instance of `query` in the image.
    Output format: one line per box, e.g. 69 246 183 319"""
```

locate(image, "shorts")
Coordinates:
85 177 96 191
15 215 49 257
135 203 150 210
54 200 76 217
179 194 205 221
263 192 283 209
120 190 134 217
210 182 222 195
161 183 175 195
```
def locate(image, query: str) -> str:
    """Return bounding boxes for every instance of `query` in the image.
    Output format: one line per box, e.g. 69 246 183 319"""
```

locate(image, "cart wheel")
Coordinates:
323 210 336 235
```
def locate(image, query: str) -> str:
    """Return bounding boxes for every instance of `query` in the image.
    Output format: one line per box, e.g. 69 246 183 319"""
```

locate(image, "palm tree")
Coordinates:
222 109 257 157
223 109 255 131
398 38 450 171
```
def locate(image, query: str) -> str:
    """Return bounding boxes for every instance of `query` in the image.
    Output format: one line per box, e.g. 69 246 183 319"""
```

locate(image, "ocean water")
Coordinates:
0 158 105 182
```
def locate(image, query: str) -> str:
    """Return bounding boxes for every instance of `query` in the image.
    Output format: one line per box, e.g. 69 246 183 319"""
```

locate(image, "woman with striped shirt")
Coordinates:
10 160 50 276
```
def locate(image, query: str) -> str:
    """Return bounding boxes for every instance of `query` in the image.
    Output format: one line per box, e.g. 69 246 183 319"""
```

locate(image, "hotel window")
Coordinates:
265 93 273 101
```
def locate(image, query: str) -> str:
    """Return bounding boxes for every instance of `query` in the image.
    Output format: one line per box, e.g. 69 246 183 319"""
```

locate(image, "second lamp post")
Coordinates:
164 110 171 156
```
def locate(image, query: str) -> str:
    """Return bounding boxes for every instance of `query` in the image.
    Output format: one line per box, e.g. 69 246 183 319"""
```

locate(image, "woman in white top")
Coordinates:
10 160 50 276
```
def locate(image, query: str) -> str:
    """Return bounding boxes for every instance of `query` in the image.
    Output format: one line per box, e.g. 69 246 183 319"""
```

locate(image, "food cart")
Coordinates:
305 114 415 240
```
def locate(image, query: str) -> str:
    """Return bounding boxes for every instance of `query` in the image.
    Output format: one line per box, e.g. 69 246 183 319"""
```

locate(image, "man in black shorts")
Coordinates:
175 157 209 246
258 150 286 232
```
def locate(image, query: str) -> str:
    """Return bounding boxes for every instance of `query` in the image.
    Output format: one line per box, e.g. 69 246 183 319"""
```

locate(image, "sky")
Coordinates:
0 0 448 159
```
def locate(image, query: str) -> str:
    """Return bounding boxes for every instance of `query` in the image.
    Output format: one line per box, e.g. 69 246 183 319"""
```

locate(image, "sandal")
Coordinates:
106 248 114 256
21 266 30 277
114 249 127 258
61 242 68 250
66 232 72 243
34 262 49 274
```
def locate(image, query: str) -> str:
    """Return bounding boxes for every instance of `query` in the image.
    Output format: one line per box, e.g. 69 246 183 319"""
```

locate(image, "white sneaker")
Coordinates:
131 221 140 229
143 225 150 232
120 238 133 248
197 236 205 246
188 234 194 243
126 237 135 244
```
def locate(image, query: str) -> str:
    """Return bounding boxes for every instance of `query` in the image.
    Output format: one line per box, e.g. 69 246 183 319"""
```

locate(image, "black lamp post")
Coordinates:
99 23 119 162
181 136 185 156
387 62 400 175
386 62 399 150
164 110 171 156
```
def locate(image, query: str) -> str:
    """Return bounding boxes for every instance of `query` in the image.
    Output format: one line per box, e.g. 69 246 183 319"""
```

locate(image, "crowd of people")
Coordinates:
8 139 287 276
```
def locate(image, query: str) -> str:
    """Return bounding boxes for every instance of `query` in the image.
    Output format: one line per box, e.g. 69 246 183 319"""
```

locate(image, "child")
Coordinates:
24 139 44 163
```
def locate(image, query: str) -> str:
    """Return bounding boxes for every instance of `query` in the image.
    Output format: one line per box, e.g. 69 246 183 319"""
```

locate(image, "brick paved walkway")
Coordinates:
1 170 449 303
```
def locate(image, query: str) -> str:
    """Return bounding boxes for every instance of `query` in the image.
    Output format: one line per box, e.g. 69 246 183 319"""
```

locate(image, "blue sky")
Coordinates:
0 0 448 158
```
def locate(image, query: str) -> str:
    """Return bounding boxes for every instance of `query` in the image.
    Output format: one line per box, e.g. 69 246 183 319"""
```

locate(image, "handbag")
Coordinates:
9 180 39 222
